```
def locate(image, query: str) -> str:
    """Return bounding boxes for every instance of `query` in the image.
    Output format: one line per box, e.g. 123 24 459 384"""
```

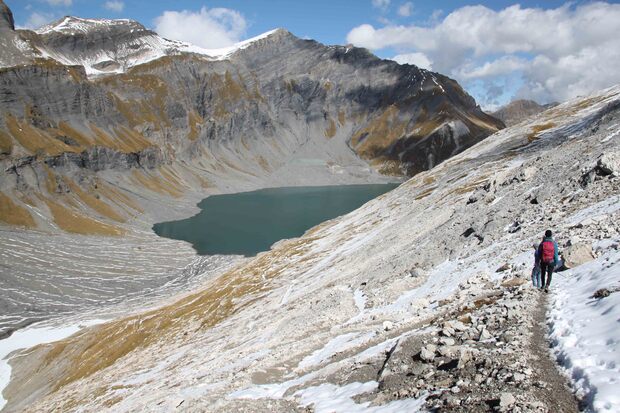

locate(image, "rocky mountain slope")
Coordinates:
491 99 557 127
0 0 502 239
3 82 618 412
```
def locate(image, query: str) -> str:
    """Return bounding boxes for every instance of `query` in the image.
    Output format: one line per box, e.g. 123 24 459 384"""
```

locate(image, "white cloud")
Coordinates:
44 0 72 6
104 1 124 12
429 9 443 22
372 0 390 11
20 11 54 29
347 3 620 104
456 56 527 80
392 52 432 70
154 7 247 49
398 2 413 17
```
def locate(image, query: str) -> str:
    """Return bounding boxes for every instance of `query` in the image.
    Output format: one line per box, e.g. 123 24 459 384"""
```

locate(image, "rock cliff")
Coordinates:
0 0 14 31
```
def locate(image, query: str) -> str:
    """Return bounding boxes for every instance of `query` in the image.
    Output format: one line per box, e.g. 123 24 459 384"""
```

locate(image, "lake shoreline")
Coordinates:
153 183 400 256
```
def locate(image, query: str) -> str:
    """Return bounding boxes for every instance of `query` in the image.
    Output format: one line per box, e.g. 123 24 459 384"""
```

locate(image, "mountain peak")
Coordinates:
491 99 556 126
36 15 147 35
186 28 289 61
0 0 15 31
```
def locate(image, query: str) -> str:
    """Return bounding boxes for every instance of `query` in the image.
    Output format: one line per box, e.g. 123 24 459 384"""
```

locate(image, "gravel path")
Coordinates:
531 292 580 412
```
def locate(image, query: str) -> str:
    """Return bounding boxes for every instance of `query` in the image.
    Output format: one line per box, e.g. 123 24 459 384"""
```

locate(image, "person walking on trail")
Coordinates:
531 243 542 288
536 230 559 293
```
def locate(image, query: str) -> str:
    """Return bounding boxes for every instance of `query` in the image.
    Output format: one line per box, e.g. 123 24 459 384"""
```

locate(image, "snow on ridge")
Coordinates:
206 28 281 58
36 16 142 35
27 23 282 77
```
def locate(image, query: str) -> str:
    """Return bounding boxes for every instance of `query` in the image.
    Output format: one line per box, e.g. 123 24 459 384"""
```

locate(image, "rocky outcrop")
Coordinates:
5 146 163 173
0 0 14 31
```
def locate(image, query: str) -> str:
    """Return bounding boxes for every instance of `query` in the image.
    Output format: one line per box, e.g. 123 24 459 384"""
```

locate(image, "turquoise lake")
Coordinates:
153 184 399 256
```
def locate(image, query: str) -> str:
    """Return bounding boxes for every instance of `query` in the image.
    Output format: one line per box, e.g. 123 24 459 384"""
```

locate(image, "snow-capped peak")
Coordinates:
186 28 284 60
36 15 145 35
4 13 285 78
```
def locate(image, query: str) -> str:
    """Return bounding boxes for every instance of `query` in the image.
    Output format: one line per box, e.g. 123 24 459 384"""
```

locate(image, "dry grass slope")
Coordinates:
5 115 79 156
65 178 126 223
0 191 36 228
0 129 14 155
527 122 556 143
26 236 320 405
324 118 337 139
42 197 123 236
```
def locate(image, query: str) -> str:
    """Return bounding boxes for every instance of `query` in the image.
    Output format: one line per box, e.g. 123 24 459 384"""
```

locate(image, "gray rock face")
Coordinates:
32 16 187 75
0 0 14 31
0 26 502 173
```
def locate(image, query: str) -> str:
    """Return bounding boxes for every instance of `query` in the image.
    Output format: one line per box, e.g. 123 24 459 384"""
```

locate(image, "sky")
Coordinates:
9 0 620 110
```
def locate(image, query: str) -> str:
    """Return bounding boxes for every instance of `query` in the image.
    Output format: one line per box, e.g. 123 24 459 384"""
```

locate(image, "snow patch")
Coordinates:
566 195 620 226
295 381 426 412
229 370 319 400
0 319 104 410
547 243 620 411
298 331 376 370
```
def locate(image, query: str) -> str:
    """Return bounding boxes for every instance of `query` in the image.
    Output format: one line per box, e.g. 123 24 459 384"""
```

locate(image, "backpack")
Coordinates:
541 240 555 263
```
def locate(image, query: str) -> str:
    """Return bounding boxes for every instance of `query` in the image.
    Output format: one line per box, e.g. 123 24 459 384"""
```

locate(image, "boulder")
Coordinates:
563 242 594 268
496 263 510 272
457 349 472 368
451 321 468 332
597 152 620 176
592 288 611 299
499 392 516 408
420 347 435 362
439 337 455 346
478 329 492 341
438 345 458 357
441 326 455 337
382 321 394 331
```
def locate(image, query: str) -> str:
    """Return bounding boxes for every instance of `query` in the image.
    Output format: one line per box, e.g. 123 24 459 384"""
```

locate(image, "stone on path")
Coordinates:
563 242 594 268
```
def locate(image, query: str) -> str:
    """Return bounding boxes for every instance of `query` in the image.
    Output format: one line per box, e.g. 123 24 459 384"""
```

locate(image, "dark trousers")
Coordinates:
540 262 553 288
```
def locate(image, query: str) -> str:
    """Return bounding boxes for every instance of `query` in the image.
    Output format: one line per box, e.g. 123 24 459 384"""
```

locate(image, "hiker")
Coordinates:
531 243 542 288
536 230 559 293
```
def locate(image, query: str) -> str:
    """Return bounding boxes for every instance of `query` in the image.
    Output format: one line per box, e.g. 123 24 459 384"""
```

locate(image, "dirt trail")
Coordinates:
530 292 580 412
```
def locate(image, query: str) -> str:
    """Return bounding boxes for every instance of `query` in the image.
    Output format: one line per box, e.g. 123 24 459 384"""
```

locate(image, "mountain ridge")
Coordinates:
0 2 503 237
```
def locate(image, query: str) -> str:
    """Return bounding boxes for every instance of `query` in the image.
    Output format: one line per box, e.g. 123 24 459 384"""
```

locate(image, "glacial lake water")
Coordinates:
153 184 399 256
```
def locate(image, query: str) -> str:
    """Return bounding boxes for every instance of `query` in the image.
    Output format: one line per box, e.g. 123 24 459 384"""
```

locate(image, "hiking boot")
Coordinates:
544 287 549 293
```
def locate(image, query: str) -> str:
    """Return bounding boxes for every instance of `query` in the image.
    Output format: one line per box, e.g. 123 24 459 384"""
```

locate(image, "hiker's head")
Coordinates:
545 229 552 237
